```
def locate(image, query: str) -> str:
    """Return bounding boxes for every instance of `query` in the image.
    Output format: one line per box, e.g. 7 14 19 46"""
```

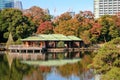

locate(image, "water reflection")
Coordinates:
0 51 95 80
22 54 94 80
0 55 34 80
45 51 82 60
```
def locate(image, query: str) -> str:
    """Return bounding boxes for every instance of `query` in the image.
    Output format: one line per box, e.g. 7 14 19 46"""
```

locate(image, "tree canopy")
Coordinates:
23 6 52 27
36 21 54 34
0 8 35 42
92 38 120 80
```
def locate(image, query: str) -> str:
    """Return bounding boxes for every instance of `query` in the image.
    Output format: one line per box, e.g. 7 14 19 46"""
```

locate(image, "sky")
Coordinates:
19 0 93 16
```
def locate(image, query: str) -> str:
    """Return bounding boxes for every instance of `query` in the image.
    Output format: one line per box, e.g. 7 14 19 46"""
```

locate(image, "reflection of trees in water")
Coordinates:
0 53 94 80
23 66 51 80
56 55 94 80
0 55 34 80
23 70 44 80
22 55 94 80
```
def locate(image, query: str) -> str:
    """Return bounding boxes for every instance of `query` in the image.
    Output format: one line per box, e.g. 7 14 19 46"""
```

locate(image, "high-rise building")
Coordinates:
14 0 23 10
94 0 120 18
44 8 50 14
0 0 23 10
68 11 75 17
0 0 14 10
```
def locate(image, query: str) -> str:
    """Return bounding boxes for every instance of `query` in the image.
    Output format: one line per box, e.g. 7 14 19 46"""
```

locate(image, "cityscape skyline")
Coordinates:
2 0 120 18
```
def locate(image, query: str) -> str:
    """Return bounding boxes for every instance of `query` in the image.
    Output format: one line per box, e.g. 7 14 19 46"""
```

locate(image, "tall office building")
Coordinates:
14 0 23 10
0 0 14 10
94 0 120 18
44 8 50 14
0 0 23 10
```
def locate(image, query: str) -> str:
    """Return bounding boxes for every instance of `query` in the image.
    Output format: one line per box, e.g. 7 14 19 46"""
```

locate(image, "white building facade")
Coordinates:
14 0 23 10
94 0 120 18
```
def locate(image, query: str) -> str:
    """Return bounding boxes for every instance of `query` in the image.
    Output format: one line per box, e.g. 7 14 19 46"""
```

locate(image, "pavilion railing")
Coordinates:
9 45 43 50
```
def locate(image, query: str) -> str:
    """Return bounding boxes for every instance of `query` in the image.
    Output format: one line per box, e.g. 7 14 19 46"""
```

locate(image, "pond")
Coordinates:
0 51 95 80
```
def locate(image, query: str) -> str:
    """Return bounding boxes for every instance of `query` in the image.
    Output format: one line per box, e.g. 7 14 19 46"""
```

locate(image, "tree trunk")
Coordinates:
104 35 106 43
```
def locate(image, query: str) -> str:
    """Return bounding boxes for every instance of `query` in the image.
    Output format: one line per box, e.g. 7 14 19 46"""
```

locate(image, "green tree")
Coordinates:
92 38 120 80
0 8 35 42
57 41 65 48
98 15 112 42
109 16 120 39
101 67 120 80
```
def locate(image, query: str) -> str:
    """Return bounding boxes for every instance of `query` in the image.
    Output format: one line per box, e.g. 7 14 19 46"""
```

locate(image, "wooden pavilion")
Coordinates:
9 34 84 60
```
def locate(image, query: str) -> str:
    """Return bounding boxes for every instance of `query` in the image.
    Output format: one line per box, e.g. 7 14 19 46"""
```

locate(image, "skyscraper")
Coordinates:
94 0 120 18
43 8 50 14
0 0 14 10
14 0 23 10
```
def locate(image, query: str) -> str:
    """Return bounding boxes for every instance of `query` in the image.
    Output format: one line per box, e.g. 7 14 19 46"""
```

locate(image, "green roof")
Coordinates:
52 34 71 41
67 36 82 41
21 34 82 41
38 34 57 40
21 36 45 41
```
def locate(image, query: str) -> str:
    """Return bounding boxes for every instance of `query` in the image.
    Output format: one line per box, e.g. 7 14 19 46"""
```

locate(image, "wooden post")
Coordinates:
69 42 71 48
53 53 56 59
19 49 21 54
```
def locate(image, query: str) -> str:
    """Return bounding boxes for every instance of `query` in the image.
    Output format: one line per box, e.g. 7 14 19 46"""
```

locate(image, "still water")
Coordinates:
0 52 95 80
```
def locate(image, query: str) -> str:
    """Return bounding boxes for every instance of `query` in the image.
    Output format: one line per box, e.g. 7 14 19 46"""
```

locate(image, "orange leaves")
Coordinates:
90 22 102 36
54 18 80 36
23 6 50 26
37 21 54 34
58 12 72 21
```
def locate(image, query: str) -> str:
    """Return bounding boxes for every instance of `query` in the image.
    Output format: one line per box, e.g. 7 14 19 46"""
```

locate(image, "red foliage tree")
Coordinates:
90 22 102 37
37 21 54 34
23 6 52 27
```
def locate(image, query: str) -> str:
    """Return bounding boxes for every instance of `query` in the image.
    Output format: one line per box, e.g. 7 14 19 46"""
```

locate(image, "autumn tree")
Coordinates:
0 8 35 42
75 11 94 22
53 12 72 26
54 11 94 44
24 6 52 27
80 30 91 44
58 12 72 21
37 21 54 34
54 18 80 36
90 22 102 43
74 11 94 44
